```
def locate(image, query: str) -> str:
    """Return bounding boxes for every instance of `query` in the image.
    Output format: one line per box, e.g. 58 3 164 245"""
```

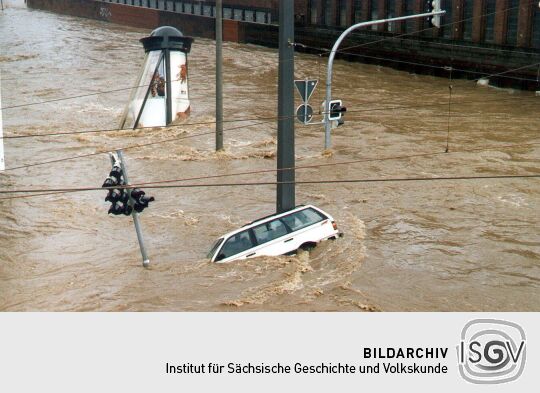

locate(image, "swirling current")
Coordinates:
0 1 539 311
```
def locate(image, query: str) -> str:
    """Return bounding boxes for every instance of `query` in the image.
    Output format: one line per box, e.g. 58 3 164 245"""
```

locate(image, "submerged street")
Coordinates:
0 1 539 311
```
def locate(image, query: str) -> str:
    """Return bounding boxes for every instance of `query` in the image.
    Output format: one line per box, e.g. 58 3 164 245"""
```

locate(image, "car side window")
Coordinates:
218 230 254 259
253 219 289 245
281 208 326 232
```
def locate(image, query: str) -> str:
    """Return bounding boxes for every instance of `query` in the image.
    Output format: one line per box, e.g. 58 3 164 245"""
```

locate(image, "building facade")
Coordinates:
302 1 540 49
27 0 540 88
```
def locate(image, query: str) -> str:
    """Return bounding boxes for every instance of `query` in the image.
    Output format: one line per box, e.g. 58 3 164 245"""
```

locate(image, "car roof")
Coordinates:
219 204 326 240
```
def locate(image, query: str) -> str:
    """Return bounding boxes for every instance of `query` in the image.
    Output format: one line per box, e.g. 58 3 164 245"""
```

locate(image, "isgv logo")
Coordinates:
457 319 526 384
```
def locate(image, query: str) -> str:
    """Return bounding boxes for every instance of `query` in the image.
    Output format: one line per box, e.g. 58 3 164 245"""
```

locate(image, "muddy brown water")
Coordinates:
0 1 539 311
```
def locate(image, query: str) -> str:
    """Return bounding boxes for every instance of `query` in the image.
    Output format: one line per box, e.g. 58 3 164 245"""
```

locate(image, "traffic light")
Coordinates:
131 188 155 213
430 0 442 28
103 156 155 216
102 163 123 188
108 200 133 216
328 99 347 121
103 160 132 216
104 188 124 204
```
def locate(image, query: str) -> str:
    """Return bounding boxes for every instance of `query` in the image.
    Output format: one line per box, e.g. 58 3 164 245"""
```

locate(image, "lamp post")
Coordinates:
323 10 445 150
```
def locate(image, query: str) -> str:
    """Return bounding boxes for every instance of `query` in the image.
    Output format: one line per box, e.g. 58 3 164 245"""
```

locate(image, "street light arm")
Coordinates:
324 10 446 149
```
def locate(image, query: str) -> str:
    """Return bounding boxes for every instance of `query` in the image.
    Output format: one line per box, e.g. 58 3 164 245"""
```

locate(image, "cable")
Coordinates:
1 99 538 173
3 140 539 198
299 44 540 83
0 119 275 173
299 29 540 83
323 0 540 56
3 93 538 141
110 141 540 185
297 2 540 86
0 74 197 111
3 89 539 173
0 71 247 111
0 114 285 140
3 2 537 113
1 45 304 112
358 33 540 57
118 141 540 190
473 62 540 82
0 174 538 199
3 1 537 108
306 25 540 58
0 39 281 81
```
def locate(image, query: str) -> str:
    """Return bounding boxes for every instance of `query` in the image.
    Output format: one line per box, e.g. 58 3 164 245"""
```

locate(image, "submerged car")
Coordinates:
207 205 341 263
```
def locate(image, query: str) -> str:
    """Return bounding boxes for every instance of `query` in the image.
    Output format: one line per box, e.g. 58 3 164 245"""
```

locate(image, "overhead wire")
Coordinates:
0 174 538 201
2 140 539 200
1 94 538 173
2 93 538 141
321 0 540 56
0 74 205 111
0 3 537 179
1 114 283 140
297 0 540 85
4 1 537 113
0 119 275 173
2 2 538 119
116 141 540 188
299 44 540 83
2 1 537 93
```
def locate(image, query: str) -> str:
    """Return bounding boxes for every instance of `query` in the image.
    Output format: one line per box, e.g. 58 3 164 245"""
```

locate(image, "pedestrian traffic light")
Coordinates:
328 100 347 121
131 188 155 213
430 0 442 28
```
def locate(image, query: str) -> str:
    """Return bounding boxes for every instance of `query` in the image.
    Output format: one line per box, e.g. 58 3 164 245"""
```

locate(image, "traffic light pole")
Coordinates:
0 70 4 171
116 149 150 268
323 10 445 150
215 0 224 151
276 0 295 213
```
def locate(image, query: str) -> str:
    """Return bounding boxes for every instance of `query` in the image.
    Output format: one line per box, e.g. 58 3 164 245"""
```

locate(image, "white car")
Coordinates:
208 205 341 263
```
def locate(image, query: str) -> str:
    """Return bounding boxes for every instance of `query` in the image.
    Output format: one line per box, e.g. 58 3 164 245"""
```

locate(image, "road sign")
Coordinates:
294 79 318 103
296 104 313 125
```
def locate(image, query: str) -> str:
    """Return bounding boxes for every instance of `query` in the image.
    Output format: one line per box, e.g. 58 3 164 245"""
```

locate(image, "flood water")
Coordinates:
1 1 539 311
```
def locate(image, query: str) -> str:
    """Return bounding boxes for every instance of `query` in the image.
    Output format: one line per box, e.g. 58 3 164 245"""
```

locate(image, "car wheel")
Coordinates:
299 242 317 252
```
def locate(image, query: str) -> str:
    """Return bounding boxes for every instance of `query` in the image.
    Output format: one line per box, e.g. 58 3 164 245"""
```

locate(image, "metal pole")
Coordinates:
304 78 308 124
116 149 150 268
216 0 224 151
276 0 295 213
324 10 446 150
165 49 172 125
0 70 4 171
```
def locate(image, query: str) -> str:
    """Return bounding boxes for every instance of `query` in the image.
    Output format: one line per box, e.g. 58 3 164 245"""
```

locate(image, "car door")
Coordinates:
214 229 256 263
250 218 295 257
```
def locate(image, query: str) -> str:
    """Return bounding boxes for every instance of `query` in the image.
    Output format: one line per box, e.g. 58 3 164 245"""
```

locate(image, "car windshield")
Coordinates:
207 238 224 259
